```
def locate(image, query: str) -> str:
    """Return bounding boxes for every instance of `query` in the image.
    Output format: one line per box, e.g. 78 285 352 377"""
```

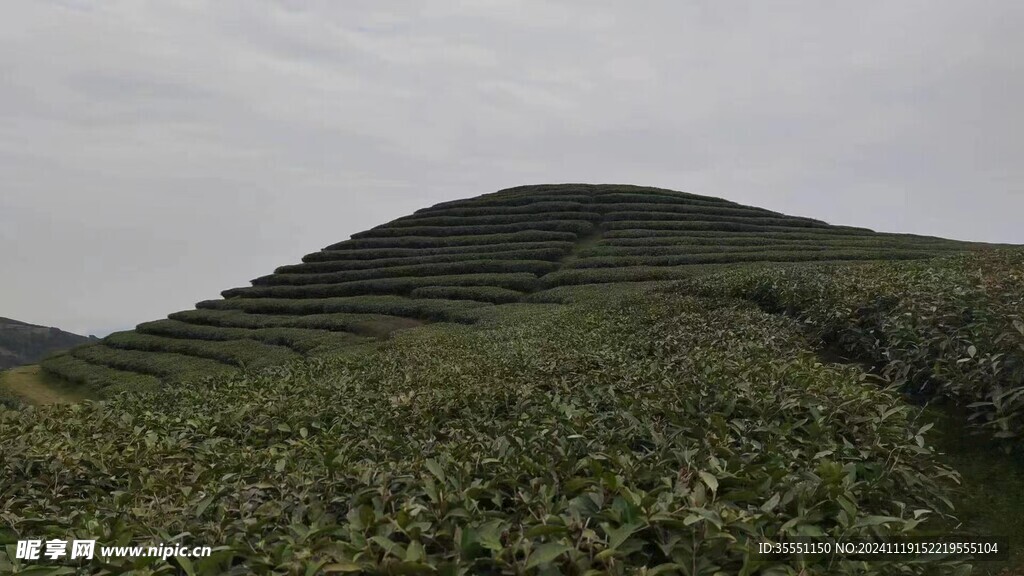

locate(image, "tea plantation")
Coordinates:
37 184 982 392
3 184 1022 575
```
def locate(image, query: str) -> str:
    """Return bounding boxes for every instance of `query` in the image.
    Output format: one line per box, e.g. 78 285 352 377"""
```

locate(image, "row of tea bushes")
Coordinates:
221 273 541 300
253 259 560 286
136 320 369 355
300 241 575 263
102 331 301 369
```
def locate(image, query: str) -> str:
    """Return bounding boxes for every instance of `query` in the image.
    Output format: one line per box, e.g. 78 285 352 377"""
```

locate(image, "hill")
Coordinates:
40 184 985 392
0 316 95 370
5 184 1023 575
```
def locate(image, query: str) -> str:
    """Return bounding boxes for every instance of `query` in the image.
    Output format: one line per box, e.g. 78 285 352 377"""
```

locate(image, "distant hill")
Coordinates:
0 317 96 370
41 183 991 391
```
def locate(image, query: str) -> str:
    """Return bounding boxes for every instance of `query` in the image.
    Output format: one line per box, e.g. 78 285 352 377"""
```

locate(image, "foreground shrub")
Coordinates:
1 294 961 574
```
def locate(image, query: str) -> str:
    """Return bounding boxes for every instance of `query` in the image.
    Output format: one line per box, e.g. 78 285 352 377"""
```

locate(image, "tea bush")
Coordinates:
167 309 420 336
409 201 586 218
70 343 237 383
591 202 811 220
40 353 162 391
103 331 301 369
196 295 489 322
279 248 568 274
1 292 962 575
674 249 1024 446
582 240 961 255
540 266 706 287
380 211 602 228
351 220 595 239
324 230 577 251
607 220 876 236
254 260 559 286
591 192 762 209
136 320 370 354
599 231 940 244
569 250 935 269
424 193 595 209
222 273 540 300
301 242 574 262
601 212 833 229
409 286 525 304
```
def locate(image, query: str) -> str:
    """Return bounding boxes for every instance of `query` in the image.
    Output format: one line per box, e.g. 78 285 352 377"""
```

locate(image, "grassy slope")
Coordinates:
0 365 95 405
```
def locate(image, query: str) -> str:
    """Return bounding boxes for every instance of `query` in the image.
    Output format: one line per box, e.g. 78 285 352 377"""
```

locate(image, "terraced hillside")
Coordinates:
42 184 984 391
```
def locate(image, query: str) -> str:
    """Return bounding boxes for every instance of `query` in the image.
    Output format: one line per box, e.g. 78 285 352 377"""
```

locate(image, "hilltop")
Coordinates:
40 184 983 392
0 316 95 370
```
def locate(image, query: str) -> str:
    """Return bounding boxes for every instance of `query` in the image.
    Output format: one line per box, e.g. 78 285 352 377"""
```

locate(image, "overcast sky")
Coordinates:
2 1 1022 336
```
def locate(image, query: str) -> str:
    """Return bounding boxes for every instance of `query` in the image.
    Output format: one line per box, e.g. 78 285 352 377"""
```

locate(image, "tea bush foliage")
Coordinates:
2 293 964 574
166 309 420 336
591 202 814 220
601 212 833 229
409 201 587 218
301 242 575 263
351 220 595 239
70 343 237 382
674 249 1024 446
222 273 541 300
278 248 567 274
409 285 526 304
607 220 876 236
103 331 301 369
377 212 603 228
136 320 369 354
254 260 560 287
195 295 488 321
568 250 936 269
324 230 578 251
38 353 162 392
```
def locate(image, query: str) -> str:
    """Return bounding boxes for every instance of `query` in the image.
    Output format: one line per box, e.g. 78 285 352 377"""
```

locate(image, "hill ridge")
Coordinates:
0 317 95 370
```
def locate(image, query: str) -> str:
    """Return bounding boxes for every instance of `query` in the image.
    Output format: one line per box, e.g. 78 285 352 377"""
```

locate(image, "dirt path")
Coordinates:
0 365 91 404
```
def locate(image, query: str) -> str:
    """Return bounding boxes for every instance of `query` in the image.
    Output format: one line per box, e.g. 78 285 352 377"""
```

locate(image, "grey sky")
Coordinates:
1 1 1022 336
